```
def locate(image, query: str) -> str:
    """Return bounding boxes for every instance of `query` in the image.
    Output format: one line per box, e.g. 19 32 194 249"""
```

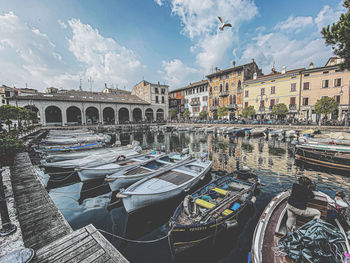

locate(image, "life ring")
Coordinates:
328 141 337 145
116 155 126 162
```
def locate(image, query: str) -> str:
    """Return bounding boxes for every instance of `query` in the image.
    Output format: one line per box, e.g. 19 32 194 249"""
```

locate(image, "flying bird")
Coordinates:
218 16 232 31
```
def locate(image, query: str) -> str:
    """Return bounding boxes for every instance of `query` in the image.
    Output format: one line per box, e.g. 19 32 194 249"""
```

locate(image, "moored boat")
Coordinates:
36 142 103 153
268 129 284 137
42 133 111 145
105 152 191 192
170 171 258 253
250 190 349 263
247 127 267 137
120 156 212 213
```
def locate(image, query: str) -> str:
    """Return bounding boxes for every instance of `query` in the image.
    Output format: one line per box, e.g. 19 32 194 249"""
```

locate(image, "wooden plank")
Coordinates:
79 248 105 263
57 240 99 263
88 253 111 263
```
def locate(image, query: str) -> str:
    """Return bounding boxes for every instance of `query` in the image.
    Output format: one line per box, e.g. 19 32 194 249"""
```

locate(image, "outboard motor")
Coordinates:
182 148 189 155
160 145 166 152
133 146 142 153
200 153 208 162
132 140 140 146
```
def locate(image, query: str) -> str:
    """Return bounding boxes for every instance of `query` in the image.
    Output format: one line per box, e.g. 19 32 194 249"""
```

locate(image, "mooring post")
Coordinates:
0 168 17 237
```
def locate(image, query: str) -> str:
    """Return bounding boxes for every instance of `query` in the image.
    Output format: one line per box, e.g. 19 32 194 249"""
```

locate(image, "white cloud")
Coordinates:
67 18 142 88
58 19 67 29
159 59 201 89
315 3 345 31
154 0 163 6
274 16 313 33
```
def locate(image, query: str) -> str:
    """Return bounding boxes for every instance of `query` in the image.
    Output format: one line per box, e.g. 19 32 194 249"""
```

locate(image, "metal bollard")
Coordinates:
0 168 17 237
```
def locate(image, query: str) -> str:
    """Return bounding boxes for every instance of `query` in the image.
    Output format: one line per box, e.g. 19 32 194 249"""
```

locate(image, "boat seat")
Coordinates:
213 187 227 196
195 199 233 216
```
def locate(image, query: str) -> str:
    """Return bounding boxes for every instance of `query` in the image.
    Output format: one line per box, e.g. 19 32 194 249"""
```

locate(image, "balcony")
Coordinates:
210 105 219 111
219 90 229 97
227 103 237 110
289 104 297 110
259 106 265 112
190 101 200 106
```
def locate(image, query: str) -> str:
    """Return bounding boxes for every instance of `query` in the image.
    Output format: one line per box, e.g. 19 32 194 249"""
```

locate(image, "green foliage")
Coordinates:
271 103 288 119
321 0 350 69
199 110 207 120
217 106 228 118
242 106 256 118
0 133 25 165
183 109 190 118
0 105 37 130
314 97 339 115
169 108 177 119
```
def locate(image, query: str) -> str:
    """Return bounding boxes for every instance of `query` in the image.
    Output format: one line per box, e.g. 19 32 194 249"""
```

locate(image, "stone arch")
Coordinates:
118 107 129 124
24 105 40 123
86 106 99 125
103 107 115 124
133 108 142 123
145 108 154 122
66 106 82 125
156 109 164 121
45 106 62 125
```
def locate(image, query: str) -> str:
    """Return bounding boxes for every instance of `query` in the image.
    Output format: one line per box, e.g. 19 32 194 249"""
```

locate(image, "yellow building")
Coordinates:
243 67 304 120
300 57 350 122
206 60 261 119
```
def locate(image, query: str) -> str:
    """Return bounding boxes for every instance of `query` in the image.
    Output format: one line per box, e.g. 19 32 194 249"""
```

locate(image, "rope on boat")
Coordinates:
96 225 174 244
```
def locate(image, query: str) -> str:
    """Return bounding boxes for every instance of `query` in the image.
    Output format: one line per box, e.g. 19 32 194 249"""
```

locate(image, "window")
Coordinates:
303 82 310 90
238 71 242 76
323 71 329 74
209 87 212 93
162 96 164 103
225 83 229 91
220 84 223 92
261 88 265 96
334 95 341 103
290 97 296 105
181 91 183 96
304 73 310 77
260 100 265 107
231 82 235 88
244 102 249 108
156 96 159 103
270 99 275 107
291 83 296 92
270 86 275 94
161 88 165 94
302 97 309 106
334 78 342 87
155 87 159 94
245 90 249 97
322 79 329 88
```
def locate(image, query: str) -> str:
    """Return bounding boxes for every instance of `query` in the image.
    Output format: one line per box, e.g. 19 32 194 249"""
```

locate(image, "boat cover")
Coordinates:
278 218 346 263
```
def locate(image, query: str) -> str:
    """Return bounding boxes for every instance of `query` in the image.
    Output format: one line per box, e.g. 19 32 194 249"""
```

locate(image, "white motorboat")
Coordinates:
77 152 165 182
285 130 296 138
206 127 215 133
223 127 235 134
44 144 138 162
120 156 212 213
106 152 191 192
42 134 111 145
41 147 142 169
248 127 267 137
48 129 93 136
268 129 284 137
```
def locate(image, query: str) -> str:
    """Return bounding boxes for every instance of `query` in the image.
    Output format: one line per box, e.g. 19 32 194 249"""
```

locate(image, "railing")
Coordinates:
289 104 297 110
210 105 219 110
219 91 229 97
227 103 237 110
190 101 200 106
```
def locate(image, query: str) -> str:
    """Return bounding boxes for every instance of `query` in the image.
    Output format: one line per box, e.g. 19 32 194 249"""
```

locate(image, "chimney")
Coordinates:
215 67 219 72
309 62 314 69
252 58 255 63
282 66 286 74
271 67 276 74
232 61 236 68
104 83 107 89
158 81 160 85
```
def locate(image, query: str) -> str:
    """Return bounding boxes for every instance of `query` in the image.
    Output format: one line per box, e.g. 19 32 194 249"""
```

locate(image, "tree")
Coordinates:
169 108 177 120
242 106 256 118
183 109 190 119
0 105 20 131
217 106 228 119
199 110 207 120
271 103 288 120
314 97 339 122
321 0 350 70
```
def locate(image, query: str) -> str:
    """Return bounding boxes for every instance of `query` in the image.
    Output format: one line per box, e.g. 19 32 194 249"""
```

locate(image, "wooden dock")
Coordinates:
9 152 128 262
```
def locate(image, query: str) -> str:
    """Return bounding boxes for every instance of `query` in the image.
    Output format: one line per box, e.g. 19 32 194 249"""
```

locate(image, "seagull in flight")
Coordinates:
218 16 232 31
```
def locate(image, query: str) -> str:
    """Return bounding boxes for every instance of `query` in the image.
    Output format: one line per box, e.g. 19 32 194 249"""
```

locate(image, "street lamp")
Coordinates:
340 82 350 126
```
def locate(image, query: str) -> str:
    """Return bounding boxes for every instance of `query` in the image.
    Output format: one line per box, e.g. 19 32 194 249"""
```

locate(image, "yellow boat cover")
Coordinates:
196 198 233 216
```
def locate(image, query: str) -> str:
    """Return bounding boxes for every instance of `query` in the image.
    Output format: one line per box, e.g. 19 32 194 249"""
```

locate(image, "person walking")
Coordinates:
286 176 321 232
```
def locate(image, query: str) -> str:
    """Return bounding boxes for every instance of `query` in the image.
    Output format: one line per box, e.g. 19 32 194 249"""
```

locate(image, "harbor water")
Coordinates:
40 130 350 263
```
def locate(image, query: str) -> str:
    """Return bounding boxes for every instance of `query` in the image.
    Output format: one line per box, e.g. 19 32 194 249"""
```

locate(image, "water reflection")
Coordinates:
40 130 350 263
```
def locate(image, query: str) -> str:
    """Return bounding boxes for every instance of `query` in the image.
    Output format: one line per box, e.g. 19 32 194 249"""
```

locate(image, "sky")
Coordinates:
0 0 346 92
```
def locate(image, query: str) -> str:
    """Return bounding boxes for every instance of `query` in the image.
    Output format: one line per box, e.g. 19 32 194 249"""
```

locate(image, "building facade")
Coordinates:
206 60 261 120
168 87 186 119
184 80 209 118
243 67 303 120
132 80 169 121
300 58 350 122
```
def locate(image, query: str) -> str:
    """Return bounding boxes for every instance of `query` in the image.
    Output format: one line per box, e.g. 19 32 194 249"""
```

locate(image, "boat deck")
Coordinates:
158 171 193 185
